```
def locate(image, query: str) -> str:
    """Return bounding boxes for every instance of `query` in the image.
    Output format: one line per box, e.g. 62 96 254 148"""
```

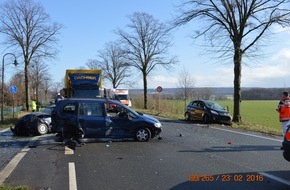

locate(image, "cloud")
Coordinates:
134 74 178 89
132 46 290 89
148 75 178 88
272 25 290 34
242 48 290 87
193 67 234 87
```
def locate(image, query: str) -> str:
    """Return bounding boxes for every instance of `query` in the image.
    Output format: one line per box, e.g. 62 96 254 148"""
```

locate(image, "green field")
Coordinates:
217 100 281 136
133 98 282 137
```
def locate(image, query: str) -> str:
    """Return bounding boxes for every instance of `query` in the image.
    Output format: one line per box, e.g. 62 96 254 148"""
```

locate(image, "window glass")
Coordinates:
63 103 76 114
199 102 205 109
114 94 129 100
79 102 103 116
23 115 34 122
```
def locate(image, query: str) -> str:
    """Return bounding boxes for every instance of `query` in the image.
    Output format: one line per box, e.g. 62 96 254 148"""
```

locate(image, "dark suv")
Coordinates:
51 98 162 142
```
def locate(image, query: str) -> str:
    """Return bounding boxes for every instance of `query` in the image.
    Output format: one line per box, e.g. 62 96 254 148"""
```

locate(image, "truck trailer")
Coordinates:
64 69 102 98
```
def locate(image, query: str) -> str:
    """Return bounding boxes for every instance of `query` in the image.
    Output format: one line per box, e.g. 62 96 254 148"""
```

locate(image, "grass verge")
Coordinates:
0 185 31 190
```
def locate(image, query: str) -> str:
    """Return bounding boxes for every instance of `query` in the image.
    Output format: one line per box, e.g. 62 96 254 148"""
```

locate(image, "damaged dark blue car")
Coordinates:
51 98 162 142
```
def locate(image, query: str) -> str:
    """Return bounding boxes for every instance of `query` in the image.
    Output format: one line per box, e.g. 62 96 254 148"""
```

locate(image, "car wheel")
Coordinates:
135 128 151 142
185 112 190 121
283 151 290 162
37 123 48 135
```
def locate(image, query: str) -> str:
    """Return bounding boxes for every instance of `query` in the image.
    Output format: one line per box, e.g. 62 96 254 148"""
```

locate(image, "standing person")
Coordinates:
276 91 290 141
55 92 64 104
31 99 36 112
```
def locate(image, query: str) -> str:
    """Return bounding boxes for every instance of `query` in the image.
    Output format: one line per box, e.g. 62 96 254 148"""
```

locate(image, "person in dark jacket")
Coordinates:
55 93 64 104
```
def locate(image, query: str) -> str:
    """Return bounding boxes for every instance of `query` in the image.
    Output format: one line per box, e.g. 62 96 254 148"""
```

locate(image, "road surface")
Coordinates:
1 118 289 190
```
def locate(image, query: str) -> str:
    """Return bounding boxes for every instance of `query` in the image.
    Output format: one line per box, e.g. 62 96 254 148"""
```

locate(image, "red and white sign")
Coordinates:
156 86 163 92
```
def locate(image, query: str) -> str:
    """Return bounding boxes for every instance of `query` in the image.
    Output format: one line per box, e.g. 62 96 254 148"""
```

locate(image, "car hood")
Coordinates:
139 113 160 124
212 108 229 113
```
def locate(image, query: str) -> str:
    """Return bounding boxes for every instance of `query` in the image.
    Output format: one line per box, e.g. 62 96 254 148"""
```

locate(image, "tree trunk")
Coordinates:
233 48 242 123
184 88 187 109
143 72 147 109
36 80 39 111
25 64 30 111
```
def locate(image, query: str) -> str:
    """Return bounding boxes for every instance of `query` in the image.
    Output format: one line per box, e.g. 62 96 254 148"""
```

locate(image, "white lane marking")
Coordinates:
259 172 290 186
69 162 77 190
0 147 30 184
210 126 282 142
0 128 10 134
65 146 74 155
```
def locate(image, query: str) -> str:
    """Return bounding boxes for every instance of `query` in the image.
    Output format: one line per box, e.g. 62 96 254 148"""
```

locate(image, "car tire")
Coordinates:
135 127 151 142
185 112 190 121
283 151 290 162
37 123 48 135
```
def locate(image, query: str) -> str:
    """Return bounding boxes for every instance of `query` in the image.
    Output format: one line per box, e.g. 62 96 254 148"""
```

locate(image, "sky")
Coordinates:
4 0 290 89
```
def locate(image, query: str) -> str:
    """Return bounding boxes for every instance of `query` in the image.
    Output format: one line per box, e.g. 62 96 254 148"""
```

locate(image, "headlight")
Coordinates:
154 122 162 128
210 110 219 115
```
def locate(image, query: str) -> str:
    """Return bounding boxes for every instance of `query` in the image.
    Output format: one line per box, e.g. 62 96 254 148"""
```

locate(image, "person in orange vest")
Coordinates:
276 91 290 142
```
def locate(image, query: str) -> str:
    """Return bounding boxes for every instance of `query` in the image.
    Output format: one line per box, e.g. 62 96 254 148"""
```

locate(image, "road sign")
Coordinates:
156 86 163 93
9 85 17 94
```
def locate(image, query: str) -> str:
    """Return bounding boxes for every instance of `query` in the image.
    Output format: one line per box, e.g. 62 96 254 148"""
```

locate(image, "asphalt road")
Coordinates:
1 118 290 190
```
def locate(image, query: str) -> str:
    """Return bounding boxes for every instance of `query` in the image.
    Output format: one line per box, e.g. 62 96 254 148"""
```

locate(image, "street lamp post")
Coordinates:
1 53 18 124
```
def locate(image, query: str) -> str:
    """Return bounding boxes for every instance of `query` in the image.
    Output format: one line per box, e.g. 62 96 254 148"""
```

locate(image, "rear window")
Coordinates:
22 114 35 122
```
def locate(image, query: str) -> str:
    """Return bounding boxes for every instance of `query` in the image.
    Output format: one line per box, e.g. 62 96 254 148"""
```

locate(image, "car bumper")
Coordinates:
282 140 290 162
212 116 232 125
10 125 33 135
152 128 162 137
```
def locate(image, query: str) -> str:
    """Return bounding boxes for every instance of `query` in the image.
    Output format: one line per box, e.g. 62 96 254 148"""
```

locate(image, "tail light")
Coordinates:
285 132 290 141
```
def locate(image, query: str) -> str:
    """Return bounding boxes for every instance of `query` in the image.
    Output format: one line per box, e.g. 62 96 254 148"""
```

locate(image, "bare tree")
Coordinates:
51 82 63 97
42 76 53 104
197 88 213 100
173 0 290 123
86 41 131 89
178 66 195 108
29 58 50 111
86 59 99 70
0 0 62 111
116 12 177 109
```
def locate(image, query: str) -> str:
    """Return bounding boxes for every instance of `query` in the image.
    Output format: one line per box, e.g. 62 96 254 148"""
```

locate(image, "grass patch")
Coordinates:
0 185 31 190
